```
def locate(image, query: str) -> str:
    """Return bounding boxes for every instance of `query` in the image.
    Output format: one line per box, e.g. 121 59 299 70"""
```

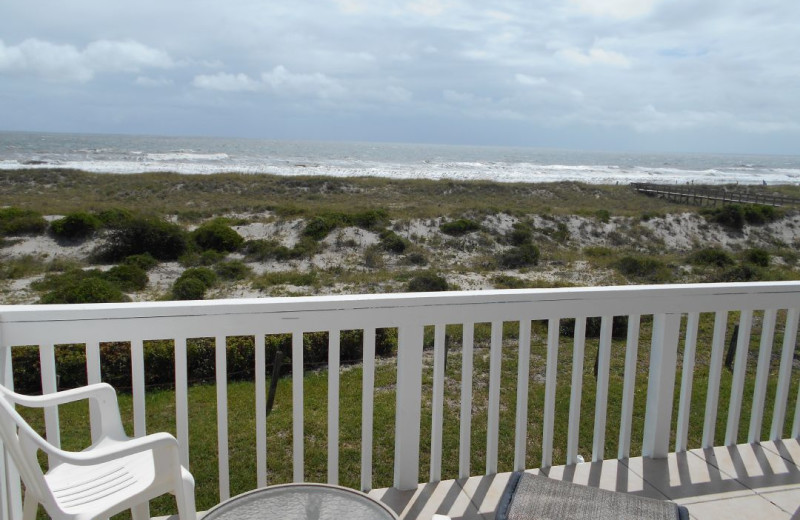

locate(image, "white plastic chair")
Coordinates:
0 382 196 520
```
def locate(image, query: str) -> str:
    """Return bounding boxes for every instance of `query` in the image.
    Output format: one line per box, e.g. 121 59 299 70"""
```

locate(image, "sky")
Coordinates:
1 0 799 155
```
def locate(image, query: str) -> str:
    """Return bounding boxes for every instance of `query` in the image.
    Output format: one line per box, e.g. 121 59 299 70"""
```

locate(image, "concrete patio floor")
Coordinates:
368 439 800 519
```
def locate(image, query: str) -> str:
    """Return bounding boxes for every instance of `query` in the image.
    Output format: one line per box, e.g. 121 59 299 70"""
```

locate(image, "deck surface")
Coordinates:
368 440 800 519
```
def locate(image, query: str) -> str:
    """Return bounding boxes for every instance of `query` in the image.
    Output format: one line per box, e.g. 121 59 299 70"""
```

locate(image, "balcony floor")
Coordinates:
368 439 800 520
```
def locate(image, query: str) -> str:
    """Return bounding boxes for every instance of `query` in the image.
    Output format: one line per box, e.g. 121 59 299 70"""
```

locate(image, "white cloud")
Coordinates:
568 0 659 20
0 38 173 82
84 40 173 72
0 39 92 82
558 47 631 68
261 65 345 99
515 74 547 86
192 72 260 92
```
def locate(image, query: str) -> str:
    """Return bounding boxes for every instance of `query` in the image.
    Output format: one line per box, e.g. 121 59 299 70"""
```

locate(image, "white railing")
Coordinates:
1 282 799 519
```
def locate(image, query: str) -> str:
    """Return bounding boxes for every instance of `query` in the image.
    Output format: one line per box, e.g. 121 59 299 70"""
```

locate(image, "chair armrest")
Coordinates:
4 383 117 408
6 383 127 439
52 432 180 466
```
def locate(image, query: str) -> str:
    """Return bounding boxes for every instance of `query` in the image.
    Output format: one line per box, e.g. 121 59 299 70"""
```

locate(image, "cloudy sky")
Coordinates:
1 0 798 154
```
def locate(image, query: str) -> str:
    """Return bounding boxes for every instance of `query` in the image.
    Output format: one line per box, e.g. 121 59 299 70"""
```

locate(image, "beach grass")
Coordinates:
0 169 706 220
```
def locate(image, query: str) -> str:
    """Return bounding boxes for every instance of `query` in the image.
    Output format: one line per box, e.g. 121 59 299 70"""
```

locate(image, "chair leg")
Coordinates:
131 502 151 520
175 468 197 520
22 492 38 520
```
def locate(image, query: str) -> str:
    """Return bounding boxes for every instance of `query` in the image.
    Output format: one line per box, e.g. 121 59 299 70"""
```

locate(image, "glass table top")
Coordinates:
203 483 399 520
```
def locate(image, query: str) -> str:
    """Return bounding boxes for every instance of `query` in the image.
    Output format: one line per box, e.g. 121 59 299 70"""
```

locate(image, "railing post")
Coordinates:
1 343 23 520
394 324 424 490
643 313 681 458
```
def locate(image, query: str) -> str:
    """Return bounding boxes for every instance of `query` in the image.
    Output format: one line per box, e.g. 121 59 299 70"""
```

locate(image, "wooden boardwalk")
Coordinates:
631 182 800 207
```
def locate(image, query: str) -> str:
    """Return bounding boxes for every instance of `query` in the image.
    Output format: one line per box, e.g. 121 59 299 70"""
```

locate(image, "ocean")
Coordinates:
1 131 799 185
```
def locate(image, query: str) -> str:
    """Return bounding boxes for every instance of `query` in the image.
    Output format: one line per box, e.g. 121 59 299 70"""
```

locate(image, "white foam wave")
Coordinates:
146 152 229 161
1 158 799 185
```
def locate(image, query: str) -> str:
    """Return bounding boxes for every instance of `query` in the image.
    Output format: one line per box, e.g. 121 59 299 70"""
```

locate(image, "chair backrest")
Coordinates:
0 384 55 506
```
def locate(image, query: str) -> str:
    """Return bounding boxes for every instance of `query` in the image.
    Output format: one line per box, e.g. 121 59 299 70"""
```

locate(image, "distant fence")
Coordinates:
631 182 800 207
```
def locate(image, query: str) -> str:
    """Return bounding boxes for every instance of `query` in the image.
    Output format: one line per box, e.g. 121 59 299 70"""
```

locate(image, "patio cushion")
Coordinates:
496 472 689 520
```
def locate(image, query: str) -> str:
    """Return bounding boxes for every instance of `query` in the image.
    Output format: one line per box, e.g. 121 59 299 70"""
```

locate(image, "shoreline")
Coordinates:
2 163 800 186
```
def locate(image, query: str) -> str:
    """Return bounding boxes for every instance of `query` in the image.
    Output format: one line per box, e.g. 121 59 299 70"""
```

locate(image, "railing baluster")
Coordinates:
459 323 474 479
85 341 103 443
0 345 23 520
676 313 699 452
131 338 146 438
725 310 753 446
216 336 230 500
772 309 799 440
175 337 190 469
292 331 304 484
486 321 503 474
643 313 681 458
618 315 641 460
361 328 375 492
749 309 777 443
542 318 559 468
328 330 340 485
430 324 446 482
255 334 267 487
513 319 532 471
702 311 728 448
567 317 587 465
394 325 423 490
39 343 60 467
592 316 613 462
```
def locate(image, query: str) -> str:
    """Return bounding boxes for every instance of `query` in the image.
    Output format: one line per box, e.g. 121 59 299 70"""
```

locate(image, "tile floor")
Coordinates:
368 440 800 519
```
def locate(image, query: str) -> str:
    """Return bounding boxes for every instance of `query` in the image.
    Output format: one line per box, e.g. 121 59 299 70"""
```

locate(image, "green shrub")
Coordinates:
179 267 217 288
595 209 611 223
303 215 342 241
0 207 47 236
40 276 127 304
688 248 735 267
440 218 480 236
123 253 159 271
507 222 533 246
215 260 252 281
350 209 390 230
103 264 148 291
244 239 292 261
584 246 614 258
254 271 317 288
403 251 428 266
709 264 761 283
192 220 244 252
379 230 407 253
302 210 391 241
743 248 770 267
407 272 448 292
95 208 136 228
49 212 101 241
704 204 780 230
172 277 207 300
614 255 671 282
97 217 188 261
499 243 540 268
742 204 779 225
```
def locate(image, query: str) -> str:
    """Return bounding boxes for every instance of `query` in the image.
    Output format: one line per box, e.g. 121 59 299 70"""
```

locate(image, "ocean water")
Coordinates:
1 131 799 185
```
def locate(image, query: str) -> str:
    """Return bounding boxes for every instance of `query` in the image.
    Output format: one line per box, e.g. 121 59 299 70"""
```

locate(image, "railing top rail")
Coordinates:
1 282 799 324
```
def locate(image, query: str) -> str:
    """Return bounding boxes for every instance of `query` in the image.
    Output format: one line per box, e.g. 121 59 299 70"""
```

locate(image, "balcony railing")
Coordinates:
1 282 799 518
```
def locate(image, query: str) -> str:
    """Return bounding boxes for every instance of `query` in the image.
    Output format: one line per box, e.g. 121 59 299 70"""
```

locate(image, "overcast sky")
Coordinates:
1 0 798 154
